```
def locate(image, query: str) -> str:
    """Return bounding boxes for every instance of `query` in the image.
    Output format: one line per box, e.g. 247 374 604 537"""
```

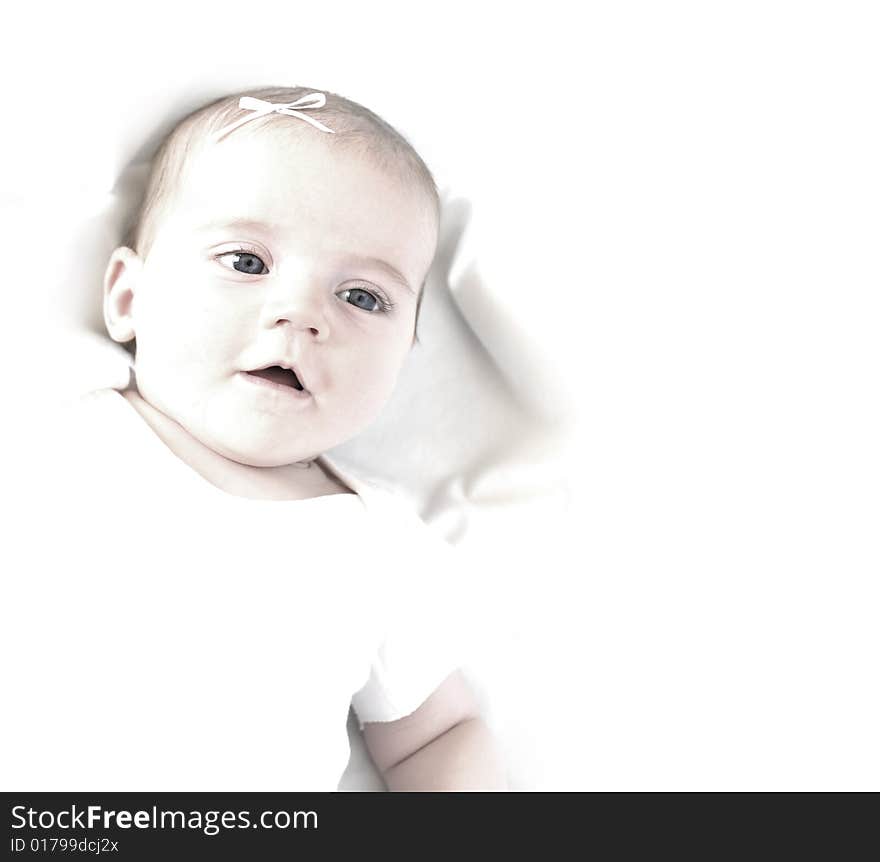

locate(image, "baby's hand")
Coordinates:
361 670 507 791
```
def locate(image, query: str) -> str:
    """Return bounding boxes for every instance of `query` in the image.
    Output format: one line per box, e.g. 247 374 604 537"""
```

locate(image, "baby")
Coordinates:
13 86 505 791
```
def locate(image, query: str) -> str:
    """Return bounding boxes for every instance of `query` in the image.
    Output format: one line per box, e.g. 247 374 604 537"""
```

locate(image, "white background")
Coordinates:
2 1 878 789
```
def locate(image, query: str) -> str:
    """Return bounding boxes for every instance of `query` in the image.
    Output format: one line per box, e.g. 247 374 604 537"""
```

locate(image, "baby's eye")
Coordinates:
216 251 268 275
339 287 393 313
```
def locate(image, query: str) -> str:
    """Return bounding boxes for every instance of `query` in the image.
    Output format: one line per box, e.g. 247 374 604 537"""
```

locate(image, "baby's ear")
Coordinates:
103 247 143 344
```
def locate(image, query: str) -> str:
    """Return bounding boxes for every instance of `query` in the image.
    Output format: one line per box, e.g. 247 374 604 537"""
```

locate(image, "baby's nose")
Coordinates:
260 276 329 340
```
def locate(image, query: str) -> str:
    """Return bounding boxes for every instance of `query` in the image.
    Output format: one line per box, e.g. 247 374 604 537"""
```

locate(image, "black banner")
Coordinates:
3 792 547 859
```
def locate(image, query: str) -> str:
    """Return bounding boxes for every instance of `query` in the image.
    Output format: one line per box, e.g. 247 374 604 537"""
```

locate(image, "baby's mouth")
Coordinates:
247 366 305 391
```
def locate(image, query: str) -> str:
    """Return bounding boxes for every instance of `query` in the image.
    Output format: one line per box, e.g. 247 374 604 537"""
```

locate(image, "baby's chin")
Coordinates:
228 451 318 469
194 393 381 469
208 436 321 469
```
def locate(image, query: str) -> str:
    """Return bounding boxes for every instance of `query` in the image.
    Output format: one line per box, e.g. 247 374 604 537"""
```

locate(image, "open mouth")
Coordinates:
247 366 305 391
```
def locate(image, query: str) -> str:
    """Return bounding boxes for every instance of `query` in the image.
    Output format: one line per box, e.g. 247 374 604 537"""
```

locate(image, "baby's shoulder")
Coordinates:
56 386 125 421
54 388 127 450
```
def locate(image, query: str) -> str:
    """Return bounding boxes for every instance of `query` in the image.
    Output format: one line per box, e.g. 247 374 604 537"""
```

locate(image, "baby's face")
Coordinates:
115 129 437 467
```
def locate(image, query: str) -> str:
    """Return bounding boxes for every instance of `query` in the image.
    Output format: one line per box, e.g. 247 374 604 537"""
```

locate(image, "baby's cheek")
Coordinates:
347 350 406 416
137 289 208 364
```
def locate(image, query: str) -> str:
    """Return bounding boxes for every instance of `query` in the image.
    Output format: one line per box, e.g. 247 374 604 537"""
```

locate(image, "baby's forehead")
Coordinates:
178 129 424 213
166 129 436 244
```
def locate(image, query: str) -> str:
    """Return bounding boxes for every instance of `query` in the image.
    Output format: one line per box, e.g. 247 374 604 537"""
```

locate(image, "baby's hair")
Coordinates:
121 85 440 349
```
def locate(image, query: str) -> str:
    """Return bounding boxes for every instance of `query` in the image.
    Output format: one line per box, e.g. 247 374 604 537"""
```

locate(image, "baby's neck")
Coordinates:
119 388 352 501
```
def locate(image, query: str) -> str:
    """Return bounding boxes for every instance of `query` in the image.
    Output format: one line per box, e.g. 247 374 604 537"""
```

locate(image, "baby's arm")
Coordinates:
361 670 507 791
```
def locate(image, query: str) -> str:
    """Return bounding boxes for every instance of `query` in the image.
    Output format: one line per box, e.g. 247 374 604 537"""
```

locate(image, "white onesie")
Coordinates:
5 388 469 791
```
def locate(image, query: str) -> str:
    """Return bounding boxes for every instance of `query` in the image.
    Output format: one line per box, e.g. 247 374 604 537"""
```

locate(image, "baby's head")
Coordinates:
104 86 440 469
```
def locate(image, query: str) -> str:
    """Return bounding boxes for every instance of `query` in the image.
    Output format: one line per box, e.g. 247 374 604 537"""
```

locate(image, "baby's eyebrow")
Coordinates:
195 218 415 296
344 255 415 296
196 217 276 236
